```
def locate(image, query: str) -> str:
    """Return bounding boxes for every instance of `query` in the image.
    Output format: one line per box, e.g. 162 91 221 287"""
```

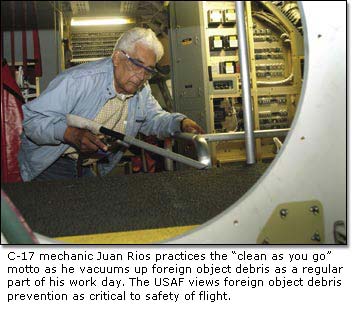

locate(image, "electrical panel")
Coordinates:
69 25 133 65
170 1 304 164
71 31 122 63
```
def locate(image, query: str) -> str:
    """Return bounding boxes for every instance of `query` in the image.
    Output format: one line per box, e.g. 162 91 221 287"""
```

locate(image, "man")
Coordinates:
18 27 204 181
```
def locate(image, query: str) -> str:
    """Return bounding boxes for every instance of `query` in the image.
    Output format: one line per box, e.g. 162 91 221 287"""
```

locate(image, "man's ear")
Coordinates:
112 51 120 66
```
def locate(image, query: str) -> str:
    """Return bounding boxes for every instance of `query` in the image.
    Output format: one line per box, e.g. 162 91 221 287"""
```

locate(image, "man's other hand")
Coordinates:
181 118 205 134
63 126 108 153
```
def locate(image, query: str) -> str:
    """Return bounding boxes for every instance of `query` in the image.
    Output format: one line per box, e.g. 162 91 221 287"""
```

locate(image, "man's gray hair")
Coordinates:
114 27 164 62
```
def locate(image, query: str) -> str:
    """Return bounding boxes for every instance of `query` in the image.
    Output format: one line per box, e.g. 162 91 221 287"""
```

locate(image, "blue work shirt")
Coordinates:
18 57 186 181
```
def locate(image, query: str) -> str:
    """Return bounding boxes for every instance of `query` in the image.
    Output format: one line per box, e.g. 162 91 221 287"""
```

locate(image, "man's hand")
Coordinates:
63 126 108 153
181 118 205 134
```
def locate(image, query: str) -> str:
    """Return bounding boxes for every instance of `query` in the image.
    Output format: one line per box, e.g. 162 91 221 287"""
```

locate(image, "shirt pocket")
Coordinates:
130 115 145 135
135 115 146 127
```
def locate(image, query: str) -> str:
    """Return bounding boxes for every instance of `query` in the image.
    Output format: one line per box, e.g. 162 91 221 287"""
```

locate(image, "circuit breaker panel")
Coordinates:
71 30 122 64
69 25 133 65
170 1 304 164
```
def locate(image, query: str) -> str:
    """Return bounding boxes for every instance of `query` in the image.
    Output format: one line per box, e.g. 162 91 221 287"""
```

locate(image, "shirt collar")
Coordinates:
116 92 133 101
113 79 133 101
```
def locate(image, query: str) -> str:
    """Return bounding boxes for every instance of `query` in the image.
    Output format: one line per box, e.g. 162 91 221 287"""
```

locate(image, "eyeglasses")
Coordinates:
120 50 158 79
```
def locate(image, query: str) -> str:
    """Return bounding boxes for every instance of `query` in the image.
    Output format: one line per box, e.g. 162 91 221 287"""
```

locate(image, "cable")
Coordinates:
253 9 294 86
252 12 286 34
257 73 293 86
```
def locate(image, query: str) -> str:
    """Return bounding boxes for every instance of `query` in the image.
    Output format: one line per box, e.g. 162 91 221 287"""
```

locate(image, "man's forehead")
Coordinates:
131 43 156 65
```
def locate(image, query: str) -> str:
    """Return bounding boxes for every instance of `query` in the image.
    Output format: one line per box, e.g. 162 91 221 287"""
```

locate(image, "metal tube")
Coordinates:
172 132 212 168
124 135 209 170
235 1 256 164
164 138 174 171
66 114 208 169
204 128 290 142
141 148 148 172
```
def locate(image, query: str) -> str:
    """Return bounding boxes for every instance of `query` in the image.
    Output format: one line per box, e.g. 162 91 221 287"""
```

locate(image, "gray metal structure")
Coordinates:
203 128 290 142
169 2 210 132
235 1 256 164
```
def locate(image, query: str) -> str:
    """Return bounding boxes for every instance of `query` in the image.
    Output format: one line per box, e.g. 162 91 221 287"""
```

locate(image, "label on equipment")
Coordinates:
226 10 236 21
214 36 222 48
226 62 234 74
229 37 238 47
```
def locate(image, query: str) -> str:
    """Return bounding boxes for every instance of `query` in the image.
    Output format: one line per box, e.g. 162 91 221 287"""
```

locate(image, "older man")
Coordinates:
18 27 203 181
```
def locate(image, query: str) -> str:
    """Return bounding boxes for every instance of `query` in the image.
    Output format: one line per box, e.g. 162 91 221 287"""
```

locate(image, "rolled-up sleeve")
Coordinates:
22 74 76 145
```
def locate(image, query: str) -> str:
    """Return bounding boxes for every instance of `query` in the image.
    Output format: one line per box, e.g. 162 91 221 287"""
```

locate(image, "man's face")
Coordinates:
112 42 157 95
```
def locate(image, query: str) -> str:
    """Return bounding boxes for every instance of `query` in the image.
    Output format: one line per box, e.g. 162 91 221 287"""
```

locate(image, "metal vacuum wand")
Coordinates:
66 114 209 170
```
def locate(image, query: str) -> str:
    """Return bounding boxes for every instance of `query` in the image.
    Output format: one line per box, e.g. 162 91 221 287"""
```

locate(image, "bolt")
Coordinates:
310 205 319 215
311 232 321 242
280 209 288 218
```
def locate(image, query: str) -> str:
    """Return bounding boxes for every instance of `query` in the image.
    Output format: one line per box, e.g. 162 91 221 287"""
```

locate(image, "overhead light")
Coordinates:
71 17 135 26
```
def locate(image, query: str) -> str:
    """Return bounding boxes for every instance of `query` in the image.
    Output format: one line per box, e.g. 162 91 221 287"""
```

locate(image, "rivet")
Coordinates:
310 205 319 215
311 232 321 242
280 209 288 218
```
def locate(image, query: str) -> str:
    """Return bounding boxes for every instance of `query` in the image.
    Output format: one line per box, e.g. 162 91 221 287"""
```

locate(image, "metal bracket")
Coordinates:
257 200 324 244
